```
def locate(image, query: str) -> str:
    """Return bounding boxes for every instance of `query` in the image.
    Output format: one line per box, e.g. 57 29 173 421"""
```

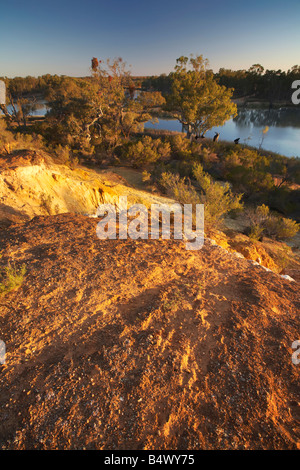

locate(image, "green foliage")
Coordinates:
169 134 193 160
142 170 151 182
264 216 299 240
0 118 45 154
273 245 292 271
51 144 79 168
159 164 243 228
249 224 265 241
159 172 200 205
0 261 26 296
216 64 300 102
124 136 171 167
166 55 237 137
247 204 299 240
143 63 300 103
193 163 243 226
41 59 165 154
222 148 275 194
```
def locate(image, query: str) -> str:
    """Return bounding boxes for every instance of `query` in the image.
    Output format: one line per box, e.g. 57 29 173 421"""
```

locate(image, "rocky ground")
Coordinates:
0 214 299 449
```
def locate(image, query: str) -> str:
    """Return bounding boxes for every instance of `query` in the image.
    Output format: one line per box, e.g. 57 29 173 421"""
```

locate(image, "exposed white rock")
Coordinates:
280 274 295 282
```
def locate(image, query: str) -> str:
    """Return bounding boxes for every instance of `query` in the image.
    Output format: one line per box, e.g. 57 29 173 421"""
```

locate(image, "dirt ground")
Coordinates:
0 214 299 449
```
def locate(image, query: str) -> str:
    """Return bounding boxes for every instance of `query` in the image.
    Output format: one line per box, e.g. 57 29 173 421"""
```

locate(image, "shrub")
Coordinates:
222 148 275 194
264 216 299 240
169 134 192 159
159 166 243 229
50 144 79 168
0 118 45 154
249 224 265 241
125 136 171 167
159 172 200 205
40 194 51 214
142 170 151 182
193 163 243 227
247 204 299 240
0 261 26 296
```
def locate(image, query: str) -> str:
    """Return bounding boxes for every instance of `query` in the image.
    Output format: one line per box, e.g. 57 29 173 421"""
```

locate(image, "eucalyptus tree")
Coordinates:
166 55 237 139
45 58 165 153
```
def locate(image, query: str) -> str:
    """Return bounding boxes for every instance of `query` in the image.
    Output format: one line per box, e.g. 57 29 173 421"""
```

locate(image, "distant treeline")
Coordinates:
142 64 300 104
2 64 300 105
0 74 89 98
0 74 144 100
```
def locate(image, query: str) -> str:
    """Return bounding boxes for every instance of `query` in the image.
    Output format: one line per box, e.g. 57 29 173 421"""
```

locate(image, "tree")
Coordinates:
0 76 42 128
43 58 165 153
165 55 237 138
90 57 165 148
248 64 264 75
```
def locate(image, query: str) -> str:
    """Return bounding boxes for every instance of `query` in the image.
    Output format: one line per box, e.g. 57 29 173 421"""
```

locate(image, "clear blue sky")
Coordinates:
1 0 300 77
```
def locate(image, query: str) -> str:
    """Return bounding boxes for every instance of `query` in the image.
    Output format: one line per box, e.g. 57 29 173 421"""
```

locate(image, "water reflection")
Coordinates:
1 103 299 157
234 107 300 129
146 107 300 158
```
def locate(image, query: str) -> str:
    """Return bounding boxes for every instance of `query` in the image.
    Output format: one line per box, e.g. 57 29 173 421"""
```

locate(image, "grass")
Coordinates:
0 261 26 296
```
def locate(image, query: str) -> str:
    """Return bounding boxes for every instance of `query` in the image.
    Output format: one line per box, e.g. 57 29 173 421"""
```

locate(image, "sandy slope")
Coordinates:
0 214 299 449
0 150 176 229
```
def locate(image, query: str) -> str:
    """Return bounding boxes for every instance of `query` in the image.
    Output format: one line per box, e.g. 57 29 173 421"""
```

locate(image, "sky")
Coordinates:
1 0 300 77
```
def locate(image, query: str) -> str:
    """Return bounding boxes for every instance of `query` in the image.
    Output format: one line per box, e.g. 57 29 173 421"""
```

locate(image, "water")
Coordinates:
146 107 300 158
2 102 49 117
2 102 300 158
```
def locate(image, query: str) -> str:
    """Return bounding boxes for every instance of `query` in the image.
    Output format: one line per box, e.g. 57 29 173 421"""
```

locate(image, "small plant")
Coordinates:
264 216 299 240
193 163 243 227
40 193 53 214
247 204 299 240
125 136 171 167
159 172 200 205
51 144 79 168
274 246 292 271
259 126 269 150
142 170 151 183
159 166 243 229
0 261 26 296
249 224 264 241
161 289 184 312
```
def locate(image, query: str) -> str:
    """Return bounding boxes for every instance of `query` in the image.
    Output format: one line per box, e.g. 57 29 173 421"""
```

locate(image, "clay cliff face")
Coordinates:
0 150 177 229
0 150 122 226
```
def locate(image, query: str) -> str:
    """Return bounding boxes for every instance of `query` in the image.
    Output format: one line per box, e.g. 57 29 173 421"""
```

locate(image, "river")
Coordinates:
145 107 300 158
3 103 300 158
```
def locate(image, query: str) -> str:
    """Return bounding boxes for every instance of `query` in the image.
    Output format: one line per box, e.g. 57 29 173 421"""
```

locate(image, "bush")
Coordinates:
125 136 171 167
142 170 151 182
0 118 45 155
0 261 26 296
169 134 192 160
50 144 79 168
193 163 243 227
264 216 299 240
249 224 265 241
159 172 200 205
222 148 275 194
247 204 299 240
159 165 243 229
